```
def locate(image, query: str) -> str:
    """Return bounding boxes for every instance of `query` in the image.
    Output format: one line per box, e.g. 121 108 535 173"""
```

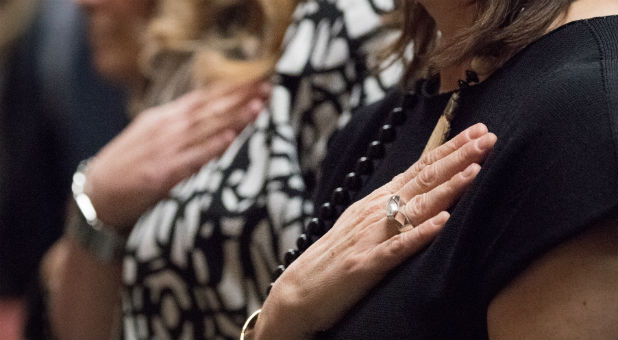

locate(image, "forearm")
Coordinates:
248 303 312 340
46 236 122 340
0 297 25 340
487 217 618 339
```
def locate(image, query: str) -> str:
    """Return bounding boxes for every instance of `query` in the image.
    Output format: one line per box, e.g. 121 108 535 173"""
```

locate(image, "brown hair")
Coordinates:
389 0 575 87
142 0 297 86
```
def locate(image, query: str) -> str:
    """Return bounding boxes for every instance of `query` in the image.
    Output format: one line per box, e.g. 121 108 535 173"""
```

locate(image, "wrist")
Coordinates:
249 297 314 340
240 309 261 340
68 159 127 263
75 158 133 233
79 158 121 229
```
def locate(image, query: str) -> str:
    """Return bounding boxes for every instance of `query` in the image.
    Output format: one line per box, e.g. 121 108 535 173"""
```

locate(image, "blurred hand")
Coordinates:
85 80 270 229
253 124 497 339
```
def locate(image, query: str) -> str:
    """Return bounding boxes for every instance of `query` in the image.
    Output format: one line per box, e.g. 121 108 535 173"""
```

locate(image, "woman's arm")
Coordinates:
487 217 618 339
45 235 123 339
250 124 497 339
45 80 270 339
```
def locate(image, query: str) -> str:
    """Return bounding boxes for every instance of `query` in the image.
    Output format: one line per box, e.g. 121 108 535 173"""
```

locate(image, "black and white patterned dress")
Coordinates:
122 1 400 339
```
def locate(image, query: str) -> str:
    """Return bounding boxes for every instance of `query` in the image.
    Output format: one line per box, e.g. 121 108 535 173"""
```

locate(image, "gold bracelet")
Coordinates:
240 308 262 340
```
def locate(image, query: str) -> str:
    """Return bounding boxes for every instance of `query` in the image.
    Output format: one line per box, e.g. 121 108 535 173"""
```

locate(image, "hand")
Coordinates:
253 123 498 339
84 80 271 229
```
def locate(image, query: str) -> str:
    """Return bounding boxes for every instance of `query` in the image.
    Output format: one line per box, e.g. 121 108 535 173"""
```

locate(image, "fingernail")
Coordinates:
462 163 480 178
467 123 488 139
432 211 450 226
476 133 497 151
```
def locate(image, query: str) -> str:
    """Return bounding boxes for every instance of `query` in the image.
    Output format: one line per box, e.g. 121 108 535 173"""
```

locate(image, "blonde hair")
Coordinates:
142 0 297 87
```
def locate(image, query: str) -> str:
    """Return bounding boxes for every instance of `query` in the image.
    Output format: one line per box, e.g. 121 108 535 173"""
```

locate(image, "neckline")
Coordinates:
415 15 617 99
486 15 617 81
416 75 455 99
509 14 616 59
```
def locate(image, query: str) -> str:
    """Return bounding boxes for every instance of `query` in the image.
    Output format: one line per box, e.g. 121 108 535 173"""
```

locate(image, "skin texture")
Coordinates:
48 81 269 339
45 1 271 338
487 217 618 339
250 1 618 339
85 81 270 229
253 124 497 339
48 1 618 339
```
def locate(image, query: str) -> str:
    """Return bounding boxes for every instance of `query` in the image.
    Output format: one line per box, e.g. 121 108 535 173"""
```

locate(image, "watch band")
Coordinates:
68 159 126 263
67 206 126 263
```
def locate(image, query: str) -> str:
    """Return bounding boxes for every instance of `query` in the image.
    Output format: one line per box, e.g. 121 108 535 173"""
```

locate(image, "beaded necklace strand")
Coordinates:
267 71 479 295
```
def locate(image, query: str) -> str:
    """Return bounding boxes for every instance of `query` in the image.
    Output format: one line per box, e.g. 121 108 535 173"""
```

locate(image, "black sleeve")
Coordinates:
468 63 618 304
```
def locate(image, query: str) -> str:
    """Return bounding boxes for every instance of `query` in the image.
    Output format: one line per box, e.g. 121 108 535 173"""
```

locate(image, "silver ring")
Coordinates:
385 195 412 231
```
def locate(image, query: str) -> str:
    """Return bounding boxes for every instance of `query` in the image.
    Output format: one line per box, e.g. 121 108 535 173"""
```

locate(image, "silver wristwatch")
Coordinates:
67 159 126 263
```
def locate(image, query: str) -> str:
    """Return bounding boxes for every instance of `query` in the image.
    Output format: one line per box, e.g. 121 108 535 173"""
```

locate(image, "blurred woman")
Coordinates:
50 0 405 339
45 0 274 339
120 1 399 339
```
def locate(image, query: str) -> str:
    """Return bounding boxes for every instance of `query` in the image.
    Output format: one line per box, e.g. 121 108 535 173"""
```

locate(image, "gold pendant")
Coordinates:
421 91 460 156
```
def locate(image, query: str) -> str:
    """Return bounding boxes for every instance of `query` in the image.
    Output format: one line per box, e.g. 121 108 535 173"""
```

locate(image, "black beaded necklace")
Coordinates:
267 71 479 295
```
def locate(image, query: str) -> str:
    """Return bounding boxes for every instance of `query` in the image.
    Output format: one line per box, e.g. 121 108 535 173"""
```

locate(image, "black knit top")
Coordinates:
315 16 618 339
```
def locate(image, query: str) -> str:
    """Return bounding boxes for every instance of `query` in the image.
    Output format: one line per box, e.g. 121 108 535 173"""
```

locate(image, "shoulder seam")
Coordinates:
584 19 618 169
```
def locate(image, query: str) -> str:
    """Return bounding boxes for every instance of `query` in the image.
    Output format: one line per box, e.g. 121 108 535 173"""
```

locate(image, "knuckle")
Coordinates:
392 173 404 183
368 195 388 216
384 235 406 259
417 164 437 189
407 193 427 218
390 172 407 188
341 255 362 274
445 176 465 199
410 161 423 175
367 208 384 226
419 152 432 167
356 203 376 224
413 222 430 242
457 143 475 163
443 138 458 154
446 175 460 192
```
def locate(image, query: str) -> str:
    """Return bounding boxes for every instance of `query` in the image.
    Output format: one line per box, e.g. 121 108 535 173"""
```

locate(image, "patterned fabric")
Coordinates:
122 1 400 339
